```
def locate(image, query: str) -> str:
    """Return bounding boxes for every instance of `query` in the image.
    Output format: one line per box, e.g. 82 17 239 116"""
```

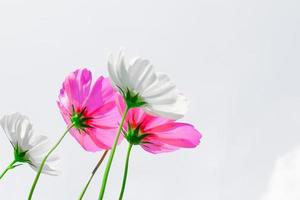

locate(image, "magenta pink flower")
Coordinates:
116 96 201 154
57 68 121 152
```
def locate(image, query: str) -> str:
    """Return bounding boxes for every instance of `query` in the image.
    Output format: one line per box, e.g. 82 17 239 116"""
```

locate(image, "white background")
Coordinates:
0 0 300 199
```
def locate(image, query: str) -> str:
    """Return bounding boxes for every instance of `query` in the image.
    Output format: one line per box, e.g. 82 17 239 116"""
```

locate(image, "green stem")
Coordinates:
28 125 74 200
118 144 133 200
0 160 17 180
98 107 129 200
78 150 109 200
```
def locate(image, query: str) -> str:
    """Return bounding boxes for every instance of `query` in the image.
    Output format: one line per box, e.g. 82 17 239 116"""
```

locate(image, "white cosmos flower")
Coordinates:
0 113 59 175
108 49 189 119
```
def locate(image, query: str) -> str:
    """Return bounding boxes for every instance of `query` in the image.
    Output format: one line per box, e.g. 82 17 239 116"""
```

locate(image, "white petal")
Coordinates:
143 73 178 105
108 53 122 88
8 113 22 145
116 52 129 87
27 139 60 176
0 115 13 144
134 64 157 94
31 135 48 148
143 73 173 97
128 57 150 89
19 121 34 150
27 136 49 158
144 94 189 119
0 113 30 148
143 84 177 103
29 161 60 176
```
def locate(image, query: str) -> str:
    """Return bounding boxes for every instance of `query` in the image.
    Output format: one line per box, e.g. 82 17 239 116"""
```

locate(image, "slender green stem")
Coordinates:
119 144 133 200
78 150 109 200
0 160 17 180
98 107 129 200
28 125 74 200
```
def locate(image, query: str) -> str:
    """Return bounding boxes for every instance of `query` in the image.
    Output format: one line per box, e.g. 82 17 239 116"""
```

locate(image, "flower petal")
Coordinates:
61 69 92 110
69 128 103 152
128 57 150 90
0 113 31 148
144 94 189 119
108 51 124 89
108 50 189 120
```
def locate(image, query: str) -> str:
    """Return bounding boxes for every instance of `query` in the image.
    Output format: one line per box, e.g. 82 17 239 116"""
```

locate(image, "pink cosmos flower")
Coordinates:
116 96 201 153
57 68 121 152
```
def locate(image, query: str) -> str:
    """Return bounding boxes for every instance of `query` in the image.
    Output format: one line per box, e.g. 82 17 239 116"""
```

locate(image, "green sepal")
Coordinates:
118 87 147 109
13 145 30 164
71 106 93 133
124 123 151 145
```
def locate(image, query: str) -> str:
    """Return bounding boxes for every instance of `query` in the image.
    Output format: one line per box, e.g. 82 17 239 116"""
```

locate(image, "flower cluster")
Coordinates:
0 49 202 200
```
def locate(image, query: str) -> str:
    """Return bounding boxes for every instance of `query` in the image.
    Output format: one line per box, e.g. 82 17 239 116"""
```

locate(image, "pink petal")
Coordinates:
62 69 92 110
89 107 123 148
141 135 179 154
115 94 126 113
83 77 115 114
100 78 116 102
149 123 201 148
69 128 102 152
89 127 123 149
57 101 72 125
124 108 202 154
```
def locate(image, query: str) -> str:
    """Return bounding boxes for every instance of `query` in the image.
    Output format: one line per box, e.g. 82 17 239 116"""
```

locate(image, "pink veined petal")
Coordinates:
144 122 186 133
62 69 92 109
89 107 123 148
69 128 102 152
141 135 179 154
154 137 197 148
140 114 171 131
140 135 165 153
148 123 201 148
77 69 92 102
89 127 123 149
85 78 118 116
115 94 126 113
127 108 146 128
58 88 71 111
90 104 120 128
89 101 117 117
57 102 72 126
85 76 116 114
87 131 112 150
100 78 116 102
119 106 173 132
141 144 179 154
84 76 105 113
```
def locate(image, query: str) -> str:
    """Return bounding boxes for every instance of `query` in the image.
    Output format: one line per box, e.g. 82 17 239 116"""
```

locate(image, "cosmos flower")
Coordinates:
108 49 189 120
116 96 201 199
57 68 121 151
0 113 59 177
117 96 201 153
